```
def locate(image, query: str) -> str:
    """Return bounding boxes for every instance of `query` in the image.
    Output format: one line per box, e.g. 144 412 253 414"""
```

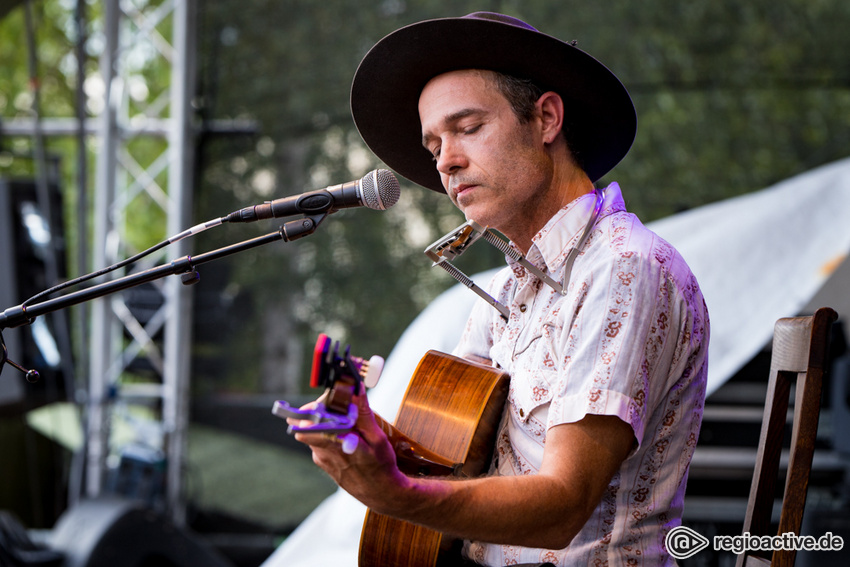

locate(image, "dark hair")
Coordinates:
489 71 584 171
490 72 544 122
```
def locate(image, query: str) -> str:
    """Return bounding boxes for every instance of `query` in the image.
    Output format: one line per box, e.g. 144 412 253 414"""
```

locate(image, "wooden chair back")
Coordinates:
736 307 838 567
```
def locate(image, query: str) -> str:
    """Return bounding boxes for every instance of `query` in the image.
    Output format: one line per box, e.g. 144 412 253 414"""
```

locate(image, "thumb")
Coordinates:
350 384 392 449
352 382 376 426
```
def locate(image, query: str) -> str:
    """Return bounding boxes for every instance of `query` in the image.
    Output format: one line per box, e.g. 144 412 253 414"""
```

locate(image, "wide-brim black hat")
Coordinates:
350 12 637 193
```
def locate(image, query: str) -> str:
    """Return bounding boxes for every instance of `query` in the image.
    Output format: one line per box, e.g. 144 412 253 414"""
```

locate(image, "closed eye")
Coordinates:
429 125 480 161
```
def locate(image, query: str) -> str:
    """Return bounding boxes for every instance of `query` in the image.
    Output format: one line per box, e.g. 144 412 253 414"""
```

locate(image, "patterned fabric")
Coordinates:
454 183 709 566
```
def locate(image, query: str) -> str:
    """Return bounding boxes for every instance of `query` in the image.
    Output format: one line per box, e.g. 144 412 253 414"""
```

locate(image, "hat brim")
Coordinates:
351 16 637 193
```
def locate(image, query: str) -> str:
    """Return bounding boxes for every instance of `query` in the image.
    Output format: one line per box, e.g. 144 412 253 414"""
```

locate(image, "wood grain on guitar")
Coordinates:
358 351 509 567
272 337 509 566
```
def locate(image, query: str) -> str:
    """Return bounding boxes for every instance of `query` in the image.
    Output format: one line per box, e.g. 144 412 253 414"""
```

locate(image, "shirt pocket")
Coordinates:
507 322 560 424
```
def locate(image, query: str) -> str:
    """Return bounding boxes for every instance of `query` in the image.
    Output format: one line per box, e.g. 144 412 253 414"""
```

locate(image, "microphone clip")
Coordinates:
279 213 327 242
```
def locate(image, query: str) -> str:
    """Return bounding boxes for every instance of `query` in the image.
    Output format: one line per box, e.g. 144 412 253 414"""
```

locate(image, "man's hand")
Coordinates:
288 387 410 515
288 388 635 551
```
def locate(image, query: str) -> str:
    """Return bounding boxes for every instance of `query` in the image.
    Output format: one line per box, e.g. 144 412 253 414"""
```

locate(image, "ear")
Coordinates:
537 91 565 145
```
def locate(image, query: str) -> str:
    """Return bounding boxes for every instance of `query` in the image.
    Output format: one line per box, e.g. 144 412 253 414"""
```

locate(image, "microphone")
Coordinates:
225 169 400 223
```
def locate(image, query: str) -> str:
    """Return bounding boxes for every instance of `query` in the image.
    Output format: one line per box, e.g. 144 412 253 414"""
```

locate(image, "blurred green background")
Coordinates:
2 0 850 563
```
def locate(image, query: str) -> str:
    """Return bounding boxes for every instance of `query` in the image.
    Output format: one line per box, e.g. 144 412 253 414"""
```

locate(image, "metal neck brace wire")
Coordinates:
424 188 605 320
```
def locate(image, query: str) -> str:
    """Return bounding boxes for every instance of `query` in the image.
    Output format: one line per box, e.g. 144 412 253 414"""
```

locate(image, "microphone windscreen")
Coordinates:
360 169 401 211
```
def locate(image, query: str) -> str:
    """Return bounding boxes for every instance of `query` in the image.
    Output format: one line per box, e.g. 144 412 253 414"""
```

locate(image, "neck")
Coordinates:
510 161 594 254
553 162 595 208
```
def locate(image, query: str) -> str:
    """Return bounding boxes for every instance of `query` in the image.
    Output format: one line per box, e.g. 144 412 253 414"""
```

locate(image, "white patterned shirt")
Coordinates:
453 183 709 566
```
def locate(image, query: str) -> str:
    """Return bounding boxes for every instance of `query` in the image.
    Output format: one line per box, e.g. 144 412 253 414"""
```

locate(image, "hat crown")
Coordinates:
463 11 539 32
351 12 637 192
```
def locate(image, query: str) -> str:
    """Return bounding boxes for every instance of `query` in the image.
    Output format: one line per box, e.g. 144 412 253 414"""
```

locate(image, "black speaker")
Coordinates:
48 498 233 567
0 178 73 529
0 177 70 408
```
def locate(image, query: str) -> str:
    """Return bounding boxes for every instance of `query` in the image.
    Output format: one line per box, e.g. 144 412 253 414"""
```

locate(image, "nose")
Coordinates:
435 139 467 176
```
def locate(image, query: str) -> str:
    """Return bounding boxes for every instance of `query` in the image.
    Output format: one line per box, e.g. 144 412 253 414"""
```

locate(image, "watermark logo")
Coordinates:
665 525 711 559
665 526 844 559
715 531 844 554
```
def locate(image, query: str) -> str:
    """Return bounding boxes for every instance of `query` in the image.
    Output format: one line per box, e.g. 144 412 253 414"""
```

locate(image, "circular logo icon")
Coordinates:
665 525 710 559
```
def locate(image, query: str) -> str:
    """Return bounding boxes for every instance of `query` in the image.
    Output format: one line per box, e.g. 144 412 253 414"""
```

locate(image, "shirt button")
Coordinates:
519 304 527 312
519 409 525 418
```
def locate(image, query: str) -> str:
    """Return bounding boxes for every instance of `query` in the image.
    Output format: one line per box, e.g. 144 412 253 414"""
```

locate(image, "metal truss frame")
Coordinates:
86 0 196 524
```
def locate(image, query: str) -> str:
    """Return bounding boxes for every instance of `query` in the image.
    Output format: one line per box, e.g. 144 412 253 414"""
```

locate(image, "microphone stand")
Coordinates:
0 213 327 377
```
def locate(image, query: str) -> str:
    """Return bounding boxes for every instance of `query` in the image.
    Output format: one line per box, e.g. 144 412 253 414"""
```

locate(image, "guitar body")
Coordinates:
358 351 510 567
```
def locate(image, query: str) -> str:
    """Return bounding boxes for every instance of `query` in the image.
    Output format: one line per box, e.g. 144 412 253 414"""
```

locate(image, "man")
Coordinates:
291 12 709 566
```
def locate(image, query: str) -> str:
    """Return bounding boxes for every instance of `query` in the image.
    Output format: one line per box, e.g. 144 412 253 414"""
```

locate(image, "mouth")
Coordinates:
451 183 477 201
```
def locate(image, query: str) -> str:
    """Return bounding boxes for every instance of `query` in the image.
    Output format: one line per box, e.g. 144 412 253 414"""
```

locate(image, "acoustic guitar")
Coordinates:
357 350 510 567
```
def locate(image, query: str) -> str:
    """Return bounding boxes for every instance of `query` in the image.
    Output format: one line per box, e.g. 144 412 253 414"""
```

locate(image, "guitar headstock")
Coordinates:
271 334 384 452
310 333 384 390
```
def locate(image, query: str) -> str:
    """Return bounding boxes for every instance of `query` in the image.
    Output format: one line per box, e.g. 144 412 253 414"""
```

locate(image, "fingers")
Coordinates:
351 389 384 446
287 386 379 456
283 393 330 430
328 432 360 454
294 428 340 447
322 432 341 443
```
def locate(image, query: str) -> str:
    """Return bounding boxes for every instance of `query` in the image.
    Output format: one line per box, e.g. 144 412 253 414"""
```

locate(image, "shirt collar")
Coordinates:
520 182 626 273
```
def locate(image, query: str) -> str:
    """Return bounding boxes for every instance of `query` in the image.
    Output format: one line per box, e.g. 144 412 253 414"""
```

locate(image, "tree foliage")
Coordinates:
2 0 850 397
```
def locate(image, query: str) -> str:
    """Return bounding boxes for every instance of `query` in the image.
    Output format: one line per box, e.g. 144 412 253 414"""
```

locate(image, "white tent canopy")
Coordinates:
263 157 850 567
649 156 850 394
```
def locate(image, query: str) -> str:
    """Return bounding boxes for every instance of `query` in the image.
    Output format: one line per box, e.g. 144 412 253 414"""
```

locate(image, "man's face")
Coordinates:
418 69 554 241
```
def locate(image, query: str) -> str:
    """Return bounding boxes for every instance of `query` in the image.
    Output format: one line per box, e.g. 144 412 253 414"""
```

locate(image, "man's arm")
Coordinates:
292 388 635 550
